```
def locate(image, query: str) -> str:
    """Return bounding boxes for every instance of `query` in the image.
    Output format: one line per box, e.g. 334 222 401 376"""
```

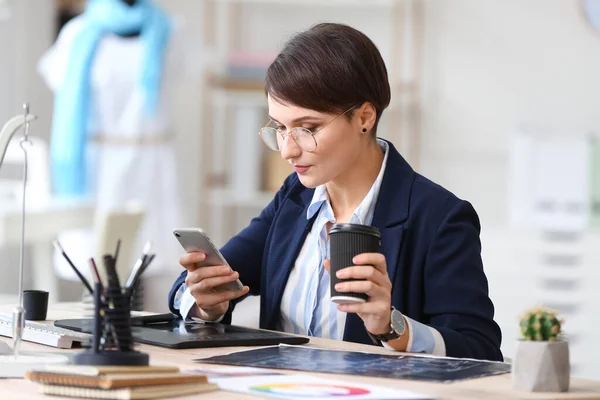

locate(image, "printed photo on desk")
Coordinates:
197 344 511 383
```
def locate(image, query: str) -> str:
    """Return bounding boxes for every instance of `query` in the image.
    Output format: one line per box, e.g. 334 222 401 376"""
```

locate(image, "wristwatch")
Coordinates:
367 306 406 343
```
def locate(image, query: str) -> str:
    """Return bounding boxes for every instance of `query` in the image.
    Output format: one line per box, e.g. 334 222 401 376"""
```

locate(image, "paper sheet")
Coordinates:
214 373 433 400
508 126 591 232
182 366 283 380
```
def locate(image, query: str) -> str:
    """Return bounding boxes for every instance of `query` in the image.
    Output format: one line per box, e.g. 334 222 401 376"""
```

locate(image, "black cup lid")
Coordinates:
330 223 381 238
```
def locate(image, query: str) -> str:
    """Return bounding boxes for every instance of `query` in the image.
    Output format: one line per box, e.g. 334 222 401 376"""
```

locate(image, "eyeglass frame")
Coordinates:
258 105 357 153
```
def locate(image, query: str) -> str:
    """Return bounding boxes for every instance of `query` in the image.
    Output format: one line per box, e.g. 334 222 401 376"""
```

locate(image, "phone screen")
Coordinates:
173 228 243 291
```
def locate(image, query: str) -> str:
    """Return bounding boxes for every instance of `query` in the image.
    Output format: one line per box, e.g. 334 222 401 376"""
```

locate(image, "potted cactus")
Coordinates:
512 306 569 392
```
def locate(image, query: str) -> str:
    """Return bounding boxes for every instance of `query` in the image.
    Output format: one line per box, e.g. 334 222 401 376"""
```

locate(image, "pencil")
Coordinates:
88 258 103 291
114 239 121 266
53 240 93 294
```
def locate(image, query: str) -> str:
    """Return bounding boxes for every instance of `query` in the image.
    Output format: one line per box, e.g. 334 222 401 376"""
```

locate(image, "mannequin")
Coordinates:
119 0 141 37
38 0 192 299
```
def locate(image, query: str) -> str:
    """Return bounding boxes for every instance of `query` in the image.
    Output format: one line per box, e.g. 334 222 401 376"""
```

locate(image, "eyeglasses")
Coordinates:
258 106 356 153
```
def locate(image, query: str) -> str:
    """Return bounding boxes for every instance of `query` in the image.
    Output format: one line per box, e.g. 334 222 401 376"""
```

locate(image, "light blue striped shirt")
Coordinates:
174 139 446 355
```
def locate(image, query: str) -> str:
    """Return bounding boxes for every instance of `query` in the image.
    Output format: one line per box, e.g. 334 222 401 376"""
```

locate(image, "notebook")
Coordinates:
37 382 218 400
43 365 180 376
25 370 208 389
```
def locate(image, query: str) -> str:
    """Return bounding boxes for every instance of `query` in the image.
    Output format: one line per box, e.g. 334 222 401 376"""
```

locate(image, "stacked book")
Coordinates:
25 365 217 399
225 51 276 81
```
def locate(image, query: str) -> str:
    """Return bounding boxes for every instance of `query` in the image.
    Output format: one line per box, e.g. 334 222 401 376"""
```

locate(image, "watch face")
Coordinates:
390 309 406 335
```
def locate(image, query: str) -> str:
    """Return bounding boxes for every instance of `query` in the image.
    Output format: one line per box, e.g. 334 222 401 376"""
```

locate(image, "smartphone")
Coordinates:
173 228 243 291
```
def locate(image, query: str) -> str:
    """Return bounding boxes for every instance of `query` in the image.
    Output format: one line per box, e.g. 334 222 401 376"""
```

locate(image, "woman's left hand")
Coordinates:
323 253 393 335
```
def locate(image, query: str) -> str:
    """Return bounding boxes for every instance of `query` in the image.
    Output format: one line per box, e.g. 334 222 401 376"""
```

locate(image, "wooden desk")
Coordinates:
1 303 599 400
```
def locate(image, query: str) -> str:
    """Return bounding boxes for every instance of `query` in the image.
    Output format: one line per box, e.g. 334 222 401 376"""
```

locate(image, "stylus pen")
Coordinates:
130 253 155 292
138 253 155 278
53 240 93 295
125 241 152 289
131 313 178 326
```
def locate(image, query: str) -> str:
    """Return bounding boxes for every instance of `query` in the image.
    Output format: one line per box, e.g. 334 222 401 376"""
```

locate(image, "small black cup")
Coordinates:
329 223 381 304
23 290 49 321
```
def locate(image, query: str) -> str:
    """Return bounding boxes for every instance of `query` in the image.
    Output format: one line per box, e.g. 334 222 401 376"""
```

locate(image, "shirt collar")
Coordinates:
306 138 390 223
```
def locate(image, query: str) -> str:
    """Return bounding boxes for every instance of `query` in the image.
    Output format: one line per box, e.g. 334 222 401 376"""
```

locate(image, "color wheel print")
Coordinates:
250 383 370 397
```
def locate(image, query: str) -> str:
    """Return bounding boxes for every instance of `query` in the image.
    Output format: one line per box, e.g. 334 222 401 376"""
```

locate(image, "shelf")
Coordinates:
217 0 397 7
207 75 267 107
199 0 421 239
208 75 265 92
205 188 275 209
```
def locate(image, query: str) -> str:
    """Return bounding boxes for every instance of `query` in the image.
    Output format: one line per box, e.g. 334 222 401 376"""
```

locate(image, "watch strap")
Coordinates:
366 307 402 344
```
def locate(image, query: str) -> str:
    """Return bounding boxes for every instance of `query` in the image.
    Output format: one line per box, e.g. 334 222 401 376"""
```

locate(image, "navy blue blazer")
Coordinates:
169 140 503 361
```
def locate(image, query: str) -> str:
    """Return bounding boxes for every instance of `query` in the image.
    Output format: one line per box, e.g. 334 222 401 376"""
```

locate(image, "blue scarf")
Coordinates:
50 0 172 197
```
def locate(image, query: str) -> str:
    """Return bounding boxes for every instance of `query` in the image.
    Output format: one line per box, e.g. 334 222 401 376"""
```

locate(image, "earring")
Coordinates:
362 128 367 133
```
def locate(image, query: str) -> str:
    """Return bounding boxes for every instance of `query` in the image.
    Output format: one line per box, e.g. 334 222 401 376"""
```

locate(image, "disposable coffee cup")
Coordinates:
329 223 381 304
23 290 49 321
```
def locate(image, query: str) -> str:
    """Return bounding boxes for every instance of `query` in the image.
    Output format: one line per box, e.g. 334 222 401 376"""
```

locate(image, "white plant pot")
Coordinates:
512 340 570 392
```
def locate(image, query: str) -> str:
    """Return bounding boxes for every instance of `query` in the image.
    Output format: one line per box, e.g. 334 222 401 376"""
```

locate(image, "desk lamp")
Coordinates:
0 104 69 377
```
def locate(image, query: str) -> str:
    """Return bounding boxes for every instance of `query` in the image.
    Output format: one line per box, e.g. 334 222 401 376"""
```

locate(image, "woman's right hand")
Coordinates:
180 252 250 321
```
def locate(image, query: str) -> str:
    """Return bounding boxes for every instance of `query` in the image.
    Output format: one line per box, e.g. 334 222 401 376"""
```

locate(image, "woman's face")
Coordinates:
267 95 365 188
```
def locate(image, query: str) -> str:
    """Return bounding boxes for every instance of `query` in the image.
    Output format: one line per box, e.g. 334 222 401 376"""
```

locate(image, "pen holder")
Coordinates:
130 278 144 311
73 282 149 366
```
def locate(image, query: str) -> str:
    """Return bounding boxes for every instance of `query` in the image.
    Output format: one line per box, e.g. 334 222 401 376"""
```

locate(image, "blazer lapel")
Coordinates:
264 188 316 329
343 140 416 343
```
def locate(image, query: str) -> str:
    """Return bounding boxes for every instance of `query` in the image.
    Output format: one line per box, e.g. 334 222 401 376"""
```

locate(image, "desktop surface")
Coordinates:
1 302 599 400
54 318 310 349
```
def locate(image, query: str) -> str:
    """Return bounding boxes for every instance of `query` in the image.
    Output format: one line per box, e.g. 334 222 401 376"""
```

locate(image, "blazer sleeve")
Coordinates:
167 173 297 318
424 200 503 361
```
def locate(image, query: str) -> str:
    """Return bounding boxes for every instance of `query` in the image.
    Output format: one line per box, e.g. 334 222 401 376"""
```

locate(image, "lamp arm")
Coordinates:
0 114 37 167
0 111 36 359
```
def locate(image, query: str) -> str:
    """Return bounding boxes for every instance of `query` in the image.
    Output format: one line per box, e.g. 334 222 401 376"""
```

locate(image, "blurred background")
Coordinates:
0 0 598 379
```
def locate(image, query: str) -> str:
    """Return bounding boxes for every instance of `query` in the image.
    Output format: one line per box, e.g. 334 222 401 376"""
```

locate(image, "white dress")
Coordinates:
39 15 195 279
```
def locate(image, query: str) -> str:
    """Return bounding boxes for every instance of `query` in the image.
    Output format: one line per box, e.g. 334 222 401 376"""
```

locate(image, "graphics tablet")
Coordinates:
54 318 310 349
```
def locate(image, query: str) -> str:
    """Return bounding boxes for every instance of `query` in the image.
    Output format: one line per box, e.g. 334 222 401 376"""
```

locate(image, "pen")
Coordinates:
125 241 152 289
53 240 93 295
88 257 103 291
103 254 121 290
130 313 177 326
129 253 155 294
114 239 121 266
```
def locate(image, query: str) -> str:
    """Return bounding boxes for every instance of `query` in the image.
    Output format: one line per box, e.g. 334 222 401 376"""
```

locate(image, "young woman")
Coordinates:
169 23 503 361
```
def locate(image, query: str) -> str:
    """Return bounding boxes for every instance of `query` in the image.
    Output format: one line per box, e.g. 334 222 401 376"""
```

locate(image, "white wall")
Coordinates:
419 0 600 228
142 0 206 312
0 0 61 296
418 0 600 378
0 0 54 140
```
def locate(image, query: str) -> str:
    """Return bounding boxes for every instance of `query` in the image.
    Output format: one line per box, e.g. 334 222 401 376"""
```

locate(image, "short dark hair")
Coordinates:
265 23 391 135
